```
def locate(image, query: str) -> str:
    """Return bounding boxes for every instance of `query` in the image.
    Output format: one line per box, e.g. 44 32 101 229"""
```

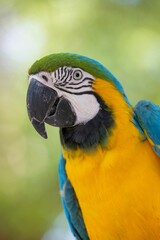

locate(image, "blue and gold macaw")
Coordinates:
26 53 160 240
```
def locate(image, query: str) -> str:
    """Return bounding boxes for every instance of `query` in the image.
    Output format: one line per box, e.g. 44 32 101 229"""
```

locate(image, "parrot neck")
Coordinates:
60 78 144 152
92 78 144 150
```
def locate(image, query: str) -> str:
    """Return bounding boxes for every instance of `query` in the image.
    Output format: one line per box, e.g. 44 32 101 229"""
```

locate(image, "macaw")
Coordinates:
26 53 160 240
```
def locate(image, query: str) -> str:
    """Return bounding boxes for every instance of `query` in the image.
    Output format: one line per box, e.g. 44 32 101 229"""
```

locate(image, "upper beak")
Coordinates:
26 78 76 139
26 78 58 138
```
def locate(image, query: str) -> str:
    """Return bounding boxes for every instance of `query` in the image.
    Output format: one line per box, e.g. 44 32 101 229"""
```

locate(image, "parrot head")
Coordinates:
27 53 132 149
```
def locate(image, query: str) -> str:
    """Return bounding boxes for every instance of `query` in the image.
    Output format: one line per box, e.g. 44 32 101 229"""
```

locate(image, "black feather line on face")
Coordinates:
60 93 114 150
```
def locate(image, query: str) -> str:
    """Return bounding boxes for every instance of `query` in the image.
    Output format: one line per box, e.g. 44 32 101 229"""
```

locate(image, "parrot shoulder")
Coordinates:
58 155 89 240
134 100 160 156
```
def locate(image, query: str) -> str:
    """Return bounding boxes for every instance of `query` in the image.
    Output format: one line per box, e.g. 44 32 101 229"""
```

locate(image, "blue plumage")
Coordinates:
58 155 89 240
134 100 160 156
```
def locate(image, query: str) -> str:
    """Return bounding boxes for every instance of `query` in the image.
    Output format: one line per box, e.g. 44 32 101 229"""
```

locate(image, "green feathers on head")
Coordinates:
29 52 126 98
29 53 113 80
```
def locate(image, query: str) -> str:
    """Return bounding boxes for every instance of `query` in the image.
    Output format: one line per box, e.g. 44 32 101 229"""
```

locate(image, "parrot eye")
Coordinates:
73 70 83 80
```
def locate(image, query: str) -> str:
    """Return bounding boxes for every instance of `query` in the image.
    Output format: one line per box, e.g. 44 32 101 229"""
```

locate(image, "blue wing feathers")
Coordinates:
58 155 89 240
134 100 160 156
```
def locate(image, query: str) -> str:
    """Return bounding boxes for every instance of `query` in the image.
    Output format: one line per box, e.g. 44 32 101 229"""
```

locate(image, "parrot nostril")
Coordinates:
42 75 48 82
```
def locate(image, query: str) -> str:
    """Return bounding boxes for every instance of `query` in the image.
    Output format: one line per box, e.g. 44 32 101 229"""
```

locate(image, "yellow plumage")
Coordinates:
63 78 160 240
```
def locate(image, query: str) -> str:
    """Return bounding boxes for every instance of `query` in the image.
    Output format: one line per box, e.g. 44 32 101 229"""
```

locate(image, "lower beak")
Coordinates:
26 78 76 138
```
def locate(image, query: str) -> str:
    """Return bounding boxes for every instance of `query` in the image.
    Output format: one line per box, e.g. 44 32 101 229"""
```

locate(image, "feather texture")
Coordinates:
135 100 160 156
58 155 89 240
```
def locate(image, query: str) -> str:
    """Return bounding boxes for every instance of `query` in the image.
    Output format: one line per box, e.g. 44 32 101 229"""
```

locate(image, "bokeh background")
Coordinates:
0 0 160 239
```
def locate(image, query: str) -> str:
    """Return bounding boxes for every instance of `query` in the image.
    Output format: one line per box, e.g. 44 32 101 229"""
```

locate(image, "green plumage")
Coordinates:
29 53 107 78
29 52 127 99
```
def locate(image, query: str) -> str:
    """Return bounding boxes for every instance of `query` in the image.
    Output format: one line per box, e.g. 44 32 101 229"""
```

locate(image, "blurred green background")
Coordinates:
0 0 160 239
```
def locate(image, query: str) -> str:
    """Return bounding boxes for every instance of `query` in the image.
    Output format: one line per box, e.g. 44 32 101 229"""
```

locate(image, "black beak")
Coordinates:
26 79 58 138
26 78 76 138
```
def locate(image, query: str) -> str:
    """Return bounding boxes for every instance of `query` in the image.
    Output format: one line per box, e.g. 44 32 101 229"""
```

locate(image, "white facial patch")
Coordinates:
62 92 100 125
29 67 100 124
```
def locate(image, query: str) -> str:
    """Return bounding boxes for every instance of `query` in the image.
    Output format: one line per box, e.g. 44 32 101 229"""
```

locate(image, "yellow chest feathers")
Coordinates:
63 139 160 240
62 79 160 240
